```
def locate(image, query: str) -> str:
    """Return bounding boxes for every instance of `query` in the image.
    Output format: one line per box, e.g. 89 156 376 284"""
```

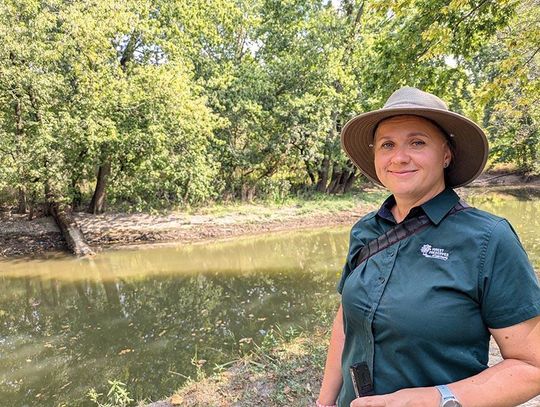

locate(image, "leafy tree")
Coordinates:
0 0 537 211
470 0 540 172
0 0 219 214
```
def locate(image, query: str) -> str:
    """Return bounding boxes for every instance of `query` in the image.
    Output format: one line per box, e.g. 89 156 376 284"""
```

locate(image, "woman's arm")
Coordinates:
350 315 540 407
451 315 540 406
318 303 345 406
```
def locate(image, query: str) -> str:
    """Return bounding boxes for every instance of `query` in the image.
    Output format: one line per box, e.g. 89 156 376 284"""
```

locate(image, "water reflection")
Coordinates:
0 228 348 406
1 228 348 281
0 194 539 406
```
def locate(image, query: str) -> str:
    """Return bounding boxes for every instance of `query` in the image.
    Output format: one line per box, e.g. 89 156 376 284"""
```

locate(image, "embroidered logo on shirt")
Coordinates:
420 244 449 261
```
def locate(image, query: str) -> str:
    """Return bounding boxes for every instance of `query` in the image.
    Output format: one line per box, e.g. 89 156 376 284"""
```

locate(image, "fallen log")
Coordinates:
50 203 95 256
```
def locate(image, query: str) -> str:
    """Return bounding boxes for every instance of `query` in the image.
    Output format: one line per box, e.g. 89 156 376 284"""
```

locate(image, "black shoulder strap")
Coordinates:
353 200 470 268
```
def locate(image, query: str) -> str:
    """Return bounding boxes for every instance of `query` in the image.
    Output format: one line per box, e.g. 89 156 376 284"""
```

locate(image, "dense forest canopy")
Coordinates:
0 0 538 213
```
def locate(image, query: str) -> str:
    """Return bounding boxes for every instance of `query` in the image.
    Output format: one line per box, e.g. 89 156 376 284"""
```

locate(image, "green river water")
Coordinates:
1 191 539 406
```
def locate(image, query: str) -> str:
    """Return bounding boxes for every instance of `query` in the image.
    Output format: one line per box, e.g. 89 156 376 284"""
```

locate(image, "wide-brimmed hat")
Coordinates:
341 87 488 187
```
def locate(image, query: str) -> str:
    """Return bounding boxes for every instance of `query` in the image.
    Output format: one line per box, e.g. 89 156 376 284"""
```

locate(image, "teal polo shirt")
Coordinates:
337 188 540 407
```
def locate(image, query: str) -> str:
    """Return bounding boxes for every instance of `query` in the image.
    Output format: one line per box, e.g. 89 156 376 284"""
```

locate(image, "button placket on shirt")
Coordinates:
364 241 400 374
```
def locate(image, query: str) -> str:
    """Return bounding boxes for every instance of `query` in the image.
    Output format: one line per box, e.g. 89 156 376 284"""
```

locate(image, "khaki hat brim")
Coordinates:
341 107 489 187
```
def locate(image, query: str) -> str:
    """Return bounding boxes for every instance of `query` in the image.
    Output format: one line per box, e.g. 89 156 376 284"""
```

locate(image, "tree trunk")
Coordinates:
17 187 27 214
306 169 316 185
304 160 316 185
88 161 111 214
337 172 350 194
51 202 94 256
327 162 342 194
331 171 348 194
343 168 357 193
316 157 330 192
14 93 27 214
317 110 339 193
248 186 256 201
241 183 256 202
43 180 53 216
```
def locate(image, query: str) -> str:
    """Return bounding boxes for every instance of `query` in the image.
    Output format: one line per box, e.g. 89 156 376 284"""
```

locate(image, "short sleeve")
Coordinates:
337 225 366 294
337 262 351 294
480 219 540 329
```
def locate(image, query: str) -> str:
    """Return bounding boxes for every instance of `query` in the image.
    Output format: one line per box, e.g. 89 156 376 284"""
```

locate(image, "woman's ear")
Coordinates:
443 143 453 167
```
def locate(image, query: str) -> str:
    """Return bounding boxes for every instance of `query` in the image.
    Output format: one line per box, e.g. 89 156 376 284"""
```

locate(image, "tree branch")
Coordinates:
416 0 493 60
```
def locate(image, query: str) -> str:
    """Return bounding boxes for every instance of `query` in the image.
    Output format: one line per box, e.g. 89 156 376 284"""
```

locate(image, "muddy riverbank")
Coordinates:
0 200 373 258
1 173 539 259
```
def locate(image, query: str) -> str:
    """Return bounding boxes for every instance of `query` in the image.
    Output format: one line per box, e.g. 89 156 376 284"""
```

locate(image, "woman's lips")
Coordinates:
388 169 418 177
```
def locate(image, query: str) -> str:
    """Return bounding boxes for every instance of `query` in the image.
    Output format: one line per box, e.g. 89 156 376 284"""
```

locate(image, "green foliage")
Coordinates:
469 0 540 173
0 0 219 211
0 0 536 211
88 380 134 407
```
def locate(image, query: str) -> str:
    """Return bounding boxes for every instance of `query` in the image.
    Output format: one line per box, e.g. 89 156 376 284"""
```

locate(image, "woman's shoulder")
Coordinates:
355 209 378 224
457 204 507 227
349 210 382 241
457 205 522 246
350 209 380 231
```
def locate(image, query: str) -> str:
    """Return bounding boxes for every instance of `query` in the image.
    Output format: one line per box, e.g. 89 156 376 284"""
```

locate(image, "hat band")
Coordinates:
383 102 448 111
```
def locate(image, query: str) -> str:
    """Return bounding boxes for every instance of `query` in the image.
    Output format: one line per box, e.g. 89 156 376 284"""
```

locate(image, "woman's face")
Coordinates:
373 115 451 204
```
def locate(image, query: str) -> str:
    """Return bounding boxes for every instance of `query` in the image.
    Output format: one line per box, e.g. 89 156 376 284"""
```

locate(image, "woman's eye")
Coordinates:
411 140 425 147
380 142 393 149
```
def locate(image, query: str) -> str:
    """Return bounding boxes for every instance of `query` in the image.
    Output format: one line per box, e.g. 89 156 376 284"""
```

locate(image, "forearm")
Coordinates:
450 358 540 407
378 359 540 407
319 304 345 405
451 320 540 407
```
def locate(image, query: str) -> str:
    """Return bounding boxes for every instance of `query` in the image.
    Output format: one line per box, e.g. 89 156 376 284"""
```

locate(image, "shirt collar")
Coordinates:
377 187 460 225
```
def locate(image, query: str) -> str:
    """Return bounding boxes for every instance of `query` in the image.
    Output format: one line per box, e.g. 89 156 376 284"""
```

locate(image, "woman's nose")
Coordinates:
389 145 411 164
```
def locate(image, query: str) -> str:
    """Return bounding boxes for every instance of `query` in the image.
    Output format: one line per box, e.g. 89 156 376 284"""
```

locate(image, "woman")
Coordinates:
317 87 540 407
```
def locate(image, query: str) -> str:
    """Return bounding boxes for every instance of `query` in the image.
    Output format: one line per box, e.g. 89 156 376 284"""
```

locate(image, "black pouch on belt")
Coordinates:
349 362 375 397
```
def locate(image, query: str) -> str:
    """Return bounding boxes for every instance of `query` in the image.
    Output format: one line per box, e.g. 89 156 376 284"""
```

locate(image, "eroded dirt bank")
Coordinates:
1 173 539 259
0 204 373 258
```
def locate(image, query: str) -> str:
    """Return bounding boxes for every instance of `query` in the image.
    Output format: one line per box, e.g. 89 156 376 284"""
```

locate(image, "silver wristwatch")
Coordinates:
436 385 462 407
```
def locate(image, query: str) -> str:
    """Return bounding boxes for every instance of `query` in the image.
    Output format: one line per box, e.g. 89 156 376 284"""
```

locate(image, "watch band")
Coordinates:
436 385 461 406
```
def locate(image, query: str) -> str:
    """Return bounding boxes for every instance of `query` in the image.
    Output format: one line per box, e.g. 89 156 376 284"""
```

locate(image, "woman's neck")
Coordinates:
391 186 446 223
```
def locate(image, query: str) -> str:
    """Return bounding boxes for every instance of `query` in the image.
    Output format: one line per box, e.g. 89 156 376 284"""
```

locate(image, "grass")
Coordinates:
169 303 338 407
0 187 389 219
170 327 330 407
190 189 387 218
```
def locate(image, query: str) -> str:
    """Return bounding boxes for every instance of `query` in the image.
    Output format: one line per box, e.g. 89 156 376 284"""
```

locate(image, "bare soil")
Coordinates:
0 204 372 258
146 336 540 407
0 213 66 257
0 172 539 259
